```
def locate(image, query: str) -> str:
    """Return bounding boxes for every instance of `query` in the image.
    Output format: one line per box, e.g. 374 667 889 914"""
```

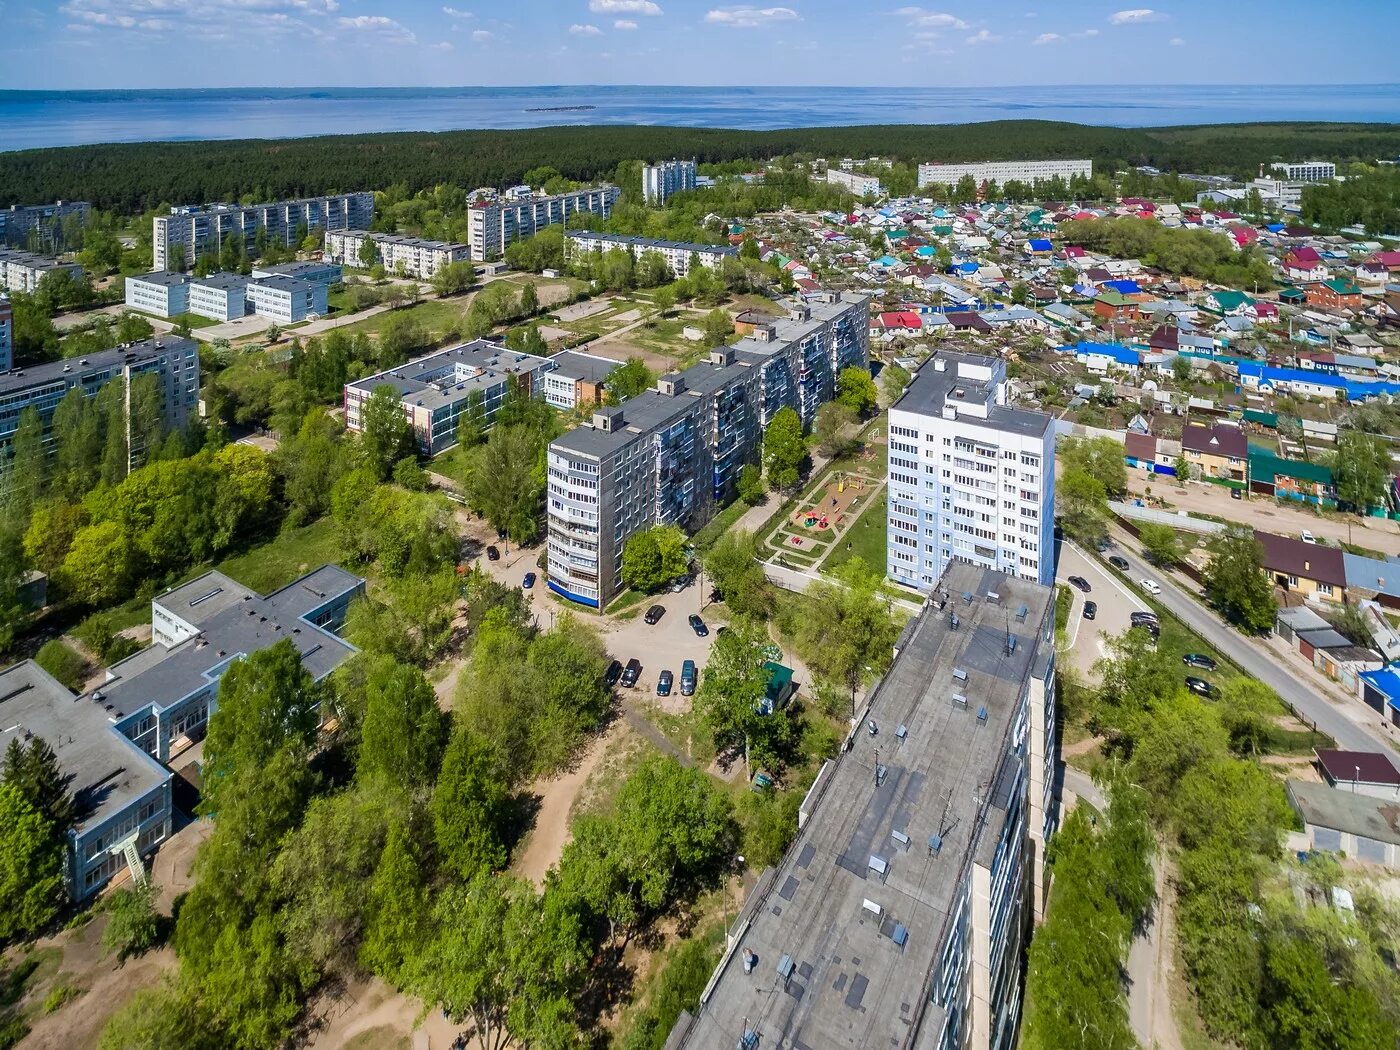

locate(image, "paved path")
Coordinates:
1107 523 1398 758
1056 540 1149 681
761 560 924 615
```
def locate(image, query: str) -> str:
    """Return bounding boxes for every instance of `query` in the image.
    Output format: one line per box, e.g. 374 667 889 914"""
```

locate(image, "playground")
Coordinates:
763 468 884 570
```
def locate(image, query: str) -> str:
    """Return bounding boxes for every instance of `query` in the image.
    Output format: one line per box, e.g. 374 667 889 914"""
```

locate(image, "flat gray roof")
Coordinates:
567 230 736 256
192 273 250 291
729 292 869 360
346 339 555 415
251 261 340 279
548 349 623 384
129 270 190 288
93 565 363 720
1289 780 1400 847
676 563 1053 1050
0 335 197 397
249 274 315 293
894 352 1052 439
0 661 169 838
343 230 468 252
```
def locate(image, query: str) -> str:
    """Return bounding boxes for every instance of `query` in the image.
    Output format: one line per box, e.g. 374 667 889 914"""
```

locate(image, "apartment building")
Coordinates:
565 230 736 277
0 249 84 294
0 201 91 250
917 159 1093 189
153 192 374 270
642 159 698 205
0 336 199 454
541 349 622 410
0 295 11 372
125 271 191 318
344 339 555 455
467 185 620 261
887 354 1056 592
245 275 327 323
0 660 172 902
670 562 1058 1050
1272 161 1336 182
324 230 469 277
188 273 250 322
250 260 342 289
547 292 869 608
826 167 885 197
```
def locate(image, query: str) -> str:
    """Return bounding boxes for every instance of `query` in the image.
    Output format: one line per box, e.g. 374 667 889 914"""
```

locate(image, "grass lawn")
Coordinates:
338 299 465 339
168 311 220 330
691 496 750 552
211 519 343 595
822 488 887 575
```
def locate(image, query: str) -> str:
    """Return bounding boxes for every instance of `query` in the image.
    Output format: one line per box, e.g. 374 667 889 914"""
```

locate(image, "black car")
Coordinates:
1184 676 1216 698
644 605 666 625
1067 575 1091 593
680 659 697 697
688 614 709 637
1108 555 1130 572
1230 487 1243 500
604 660 623 688
1130 611 1160 625
620 658 642 688
657 670 674 697
1082 600 1097 620
1182 653 1218 671
486 545 500 561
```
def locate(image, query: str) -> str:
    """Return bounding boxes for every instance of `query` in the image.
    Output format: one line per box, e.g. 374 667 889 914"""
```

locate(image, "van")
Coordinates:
680 659 697 696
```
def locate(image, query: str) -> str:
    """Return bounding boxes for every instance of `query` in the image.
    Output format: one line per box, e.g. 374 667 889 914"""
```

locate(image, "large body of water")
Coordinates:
2 84 1398 152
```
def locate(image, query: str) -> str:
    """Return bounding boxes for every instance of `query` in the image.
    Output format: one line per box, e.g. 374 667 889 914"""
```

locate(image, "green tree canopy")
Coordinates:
763 406 806 491
621 524 689 593
1203 525 1277 633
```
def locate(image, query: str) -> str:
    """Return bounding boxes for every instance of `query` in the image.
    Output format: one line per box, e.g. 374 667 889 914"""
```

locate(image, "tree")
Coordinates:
102 881 161 960
356 658 446 793
694 621 771 773
1138 522 1183 567
357 237 379 269
97 980 216 1050
518 281 539 316
359 815 433 987
468 425 546 544
800 559 899 714
605 357 653 404
835 366 877 417
1056 469 1109 546
1217 678 1278 757
34 640 86 692
812 401 857 458
4 406 46 520
358 384 415 481
1203 526 1277 633
1060 435 1129 499
1331 430 1391 511
704 530 771 620
4 735 76 831
1171 354 1193 385
1173 455 1193 485
432 724 510 879
763 406 805 491
702 307 733 347
737 463 766 506
621 524 689 592
879 362 911 406
0 782 65 941
456 389 489 449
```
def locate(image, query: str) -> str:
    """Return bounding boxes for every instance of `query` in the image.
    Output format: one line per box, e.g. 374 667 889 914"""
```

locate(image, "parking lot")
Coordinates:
1057 539 1151 681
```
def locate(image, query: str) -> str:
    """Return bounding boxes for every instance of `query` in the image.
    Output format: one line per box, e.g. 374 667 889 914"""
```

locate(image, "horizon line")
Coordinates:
3 81 1400 93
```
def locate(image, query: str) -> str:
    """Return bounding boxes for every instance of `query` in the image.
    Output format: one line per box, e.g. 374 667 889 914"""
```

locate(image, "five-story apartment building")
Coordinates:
467 185 620 261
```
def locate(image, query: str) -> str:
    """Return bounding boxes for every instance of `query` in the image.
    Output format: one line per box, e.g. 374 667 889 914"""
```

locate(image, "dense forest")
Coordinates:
4 120 1400 213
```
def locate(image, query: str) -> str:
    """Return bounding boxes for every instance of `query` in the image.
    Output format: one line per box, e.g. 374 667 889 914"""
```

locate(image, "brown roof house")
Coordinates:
1180 423 1247 482
1255 530 1347 604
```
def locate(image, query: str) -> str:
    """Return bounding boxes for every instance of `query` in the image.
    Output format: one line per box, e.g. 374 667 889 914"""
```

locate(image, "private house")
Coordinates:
1362 667 1400 727
1255 530 1346 603
1357 251 1400 286
1203 290 1254 316
1315 749 1400 800
1248 447 1336 505
1180 423 1247 482
1343 553 1400 610
872 311 924 339
1307 278 1365 311
1282 247 1329 283
1286 780 1400 868
1067 340 1141 375
1123 431 1177 476
1092 290 1140 321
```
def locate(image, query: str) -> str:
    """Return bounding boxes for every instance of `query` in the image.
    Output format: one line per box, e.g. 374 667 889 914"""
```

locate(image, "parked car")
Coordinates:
486 545 500 561
1067 575 1091 593
688 613 709 637
1182 653 1217 671
1082 600 1097 620
644 605 666 625
1230 487 1243 500
1130 611 1160 625
1301 530 1316 544
1140 578 1162 595
680 659 697 696
604 660 622 688
1095 538 1112 553
670 576 689 593
522 571 535 589
1109 555 1130 572
657 670 674 696
620 659 642 688
1184 676 1217 698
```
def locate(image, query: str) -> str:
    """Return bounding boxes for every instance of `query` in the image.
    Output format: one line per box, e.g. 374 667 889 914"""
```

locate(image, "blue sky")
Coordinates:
0 0 1395 89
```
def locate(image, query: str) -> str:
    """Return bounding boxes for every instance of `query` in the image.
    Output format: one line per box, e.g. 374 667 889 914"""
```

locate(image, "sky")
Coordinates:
0 0 1395 90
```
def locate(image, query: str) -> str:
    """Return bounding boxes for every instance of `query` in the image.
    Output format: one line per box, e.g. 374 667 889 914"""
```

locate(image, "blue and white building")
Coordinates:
125 271 191 318
642 159 698 205
189 273 249 321
887 353 1056 593
246 275 327 323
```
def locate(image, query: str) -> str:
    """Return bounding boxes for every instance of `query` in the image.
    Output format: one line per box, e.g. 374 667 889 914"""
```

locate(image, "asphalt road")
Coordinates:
1057 541 1149 681
1104 527 1398 759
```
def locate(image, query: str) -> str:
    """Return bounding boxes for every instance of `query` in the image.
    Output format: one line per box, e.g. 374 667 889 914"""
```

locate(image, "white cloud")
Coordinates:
1109 7 1167 23
614 18 638 28
965 27 999 43
1169 35 1183 44
58 0 344 42
338 13 416 43
589 0 661 12
1032 31 1060 43
704 5 798 27
471 28 492 40
430 40 452 49
568 21 602 33
1038 27 1097 41
441 5 472 16
1081 27 1099 35
893 7 970 30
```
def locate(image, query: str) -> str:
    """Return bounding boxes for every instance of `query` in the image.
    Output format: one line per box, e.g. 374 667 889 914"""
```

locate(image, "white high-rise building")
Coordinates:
153 192 373 271
467 185 620 261
887 353 1056 592
1271 161 1336 182
917 159 1092 189
642 159 698 205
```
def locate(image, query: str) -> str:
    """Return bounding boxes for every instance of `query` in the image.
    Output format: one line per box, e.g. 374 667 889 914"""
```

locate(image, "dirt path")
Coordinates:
304 974 466 1050
1127 851 1185 1050
511 720 622 888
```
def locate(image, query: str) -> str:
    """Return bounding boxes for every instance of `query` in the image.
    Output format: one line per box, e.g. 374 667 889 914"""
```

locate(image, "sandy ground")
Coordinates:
303 975 465 1050
553 299 613 323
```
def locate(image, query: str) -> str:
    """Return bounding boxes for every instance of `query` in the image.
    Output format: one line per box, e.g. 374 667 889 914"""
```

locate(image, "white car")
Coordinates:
1300 530 1316 544
1140 578 1162 595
